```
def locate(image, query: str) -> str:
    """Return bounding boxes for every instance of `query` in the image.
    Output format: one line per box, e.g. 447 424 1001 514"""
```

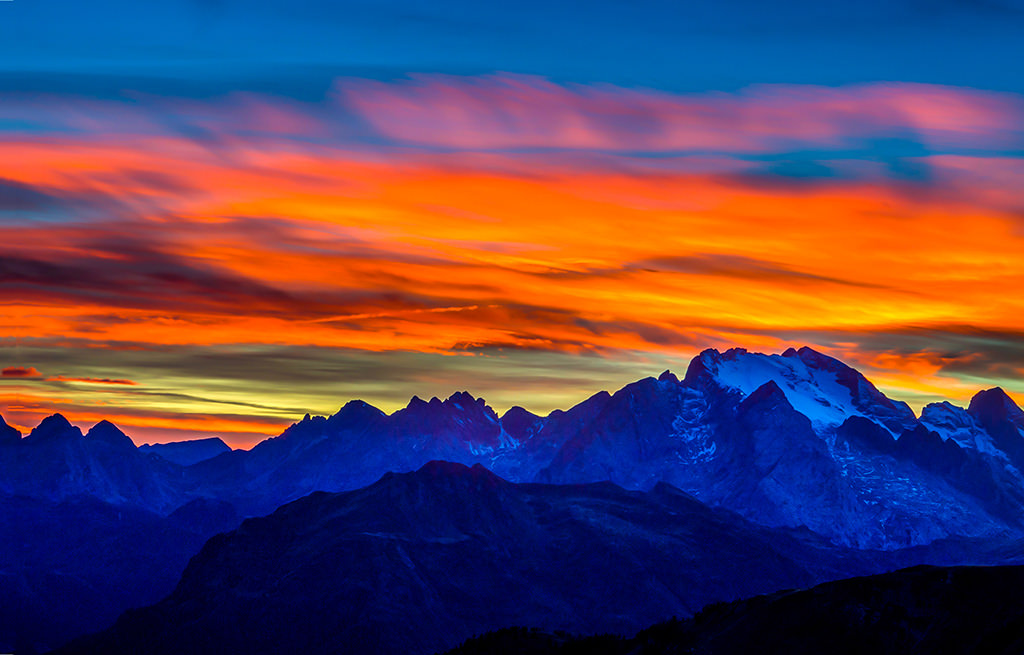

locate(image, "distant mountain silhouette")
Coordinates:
139 437 231 466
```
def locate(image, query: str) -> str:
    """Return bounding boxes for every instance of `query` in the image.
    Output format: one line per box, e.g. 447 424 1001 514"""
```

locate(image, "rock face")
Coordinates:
58 461 889 655
443 565 1024 655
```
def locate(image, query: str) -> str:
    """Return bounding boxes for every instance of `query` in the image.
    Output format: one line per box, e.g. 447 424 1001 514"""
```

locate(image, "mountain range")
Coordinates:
5 345 1024 651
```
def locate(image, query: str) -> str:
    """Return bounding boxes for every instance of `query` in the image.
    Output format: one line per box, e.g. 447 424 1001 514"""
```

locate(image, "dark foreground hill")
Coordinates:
444 565 1024 655
58 461 905 655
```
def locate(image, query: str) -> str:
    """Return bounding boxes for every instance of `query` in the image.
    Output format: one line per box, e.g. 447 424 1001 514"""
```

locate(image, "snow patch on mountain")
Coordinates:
695 348 866 432
920 402 1003 457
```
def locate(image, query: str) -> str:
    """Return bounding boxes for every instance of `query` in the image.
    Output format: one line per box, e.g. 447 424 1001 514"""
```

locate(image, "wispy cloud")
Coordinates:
48 376 138 385
340 75 1024 152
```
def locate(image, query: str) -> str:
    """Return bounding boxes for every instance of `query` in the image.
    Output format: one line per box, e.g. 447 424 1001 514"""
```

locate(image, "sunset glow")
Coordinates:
3 74 1024 446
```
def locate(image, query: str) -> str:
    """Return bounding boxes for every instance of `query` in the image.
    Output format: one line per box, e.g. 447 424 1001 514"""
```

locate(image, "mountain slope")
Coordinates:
59 461 895 655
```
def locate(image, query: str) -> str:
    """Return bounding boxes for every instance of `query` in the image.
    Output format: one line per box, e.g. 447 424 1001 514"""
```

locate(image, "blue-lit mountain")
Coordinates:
171 346 1024 548
5 346 1024 547
6 346 1024 650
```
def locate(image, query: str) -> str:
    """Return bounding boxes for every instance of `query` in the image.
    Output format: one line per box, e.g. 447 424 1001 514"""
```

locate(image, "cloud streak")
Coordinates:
340 75 1024 152
48 376 138 385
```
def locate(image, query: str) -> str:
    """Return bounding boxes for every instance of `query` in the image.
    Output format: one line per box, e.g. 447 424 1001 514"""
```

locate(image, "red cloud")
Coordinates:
2 366 42 378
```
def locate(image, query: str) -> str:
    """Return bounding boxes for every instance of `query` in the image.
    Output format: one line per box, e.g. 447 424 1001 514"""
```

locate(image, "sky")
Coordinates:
2 0 1024 447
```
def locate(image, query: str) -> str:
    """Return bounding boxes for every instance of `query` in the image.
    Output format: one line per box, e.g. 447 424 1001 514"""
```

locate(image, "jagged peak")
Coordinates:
27 413 82 441
658 369 679 383
276 413 327 441
397 391 499 424
295 412 327 426
444 390 487 409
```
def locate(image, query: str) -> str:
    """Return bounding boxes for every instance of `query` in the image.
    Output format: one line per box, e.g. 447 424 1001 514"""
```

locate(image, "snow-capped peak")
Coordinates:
685 347 915 434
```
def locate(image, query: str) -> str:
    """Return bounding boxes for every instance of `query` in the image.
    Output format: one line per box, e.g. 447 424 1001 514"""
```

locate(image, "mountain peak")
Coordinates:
683 347 726 386
741 379 789 409
410 460 507 489
86 420 135 449
792 346 847 372
27 413 82 442
331 399 386 424
657 370 679 383
968 387 1024 425
501 405 538 421
444 390 484 408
